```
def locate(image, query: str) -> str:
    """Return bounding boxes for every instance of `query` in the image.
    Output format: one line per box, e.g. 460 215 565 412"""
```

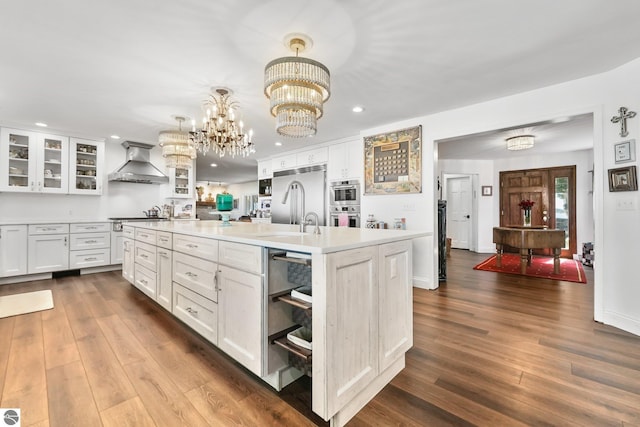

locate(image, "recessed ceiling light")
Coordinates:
352 106 364 113
110 135 121 140
210 163 218 167
35 122 47 127
275 142 282 146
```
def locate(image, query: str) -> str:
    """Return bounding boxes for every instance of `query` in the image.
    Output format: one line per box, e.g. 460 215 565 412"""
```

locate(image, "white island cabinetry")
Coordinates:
122 221 426 427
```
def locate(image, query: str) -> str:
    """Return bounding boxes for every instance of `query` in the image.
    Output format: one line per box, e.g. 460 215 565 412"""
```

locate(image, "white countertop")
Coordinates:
0 218 114 225
125 220 430 254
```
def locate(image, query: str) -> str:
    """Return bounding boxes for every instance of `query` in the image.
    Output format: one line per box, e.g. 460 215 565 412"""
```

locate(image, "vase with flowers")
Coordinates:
519 199 535 226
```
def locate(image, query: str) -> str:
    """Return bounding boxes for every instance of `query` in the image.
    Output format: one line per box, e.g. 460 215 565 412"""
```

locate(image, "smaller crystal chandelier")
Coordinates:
159 116 197 169
189 88 254 158
264 33 330 138
506 135 535 151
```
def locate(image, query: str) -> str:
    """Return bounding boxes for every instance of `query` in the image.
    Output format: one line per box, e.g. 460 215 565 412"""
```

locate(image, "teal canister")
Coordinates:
216 193 233 211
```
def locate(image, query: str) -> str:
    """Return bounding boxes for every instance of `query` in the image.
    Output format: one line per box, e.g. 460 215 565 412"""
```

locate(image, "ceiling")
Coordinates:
3 1 640 183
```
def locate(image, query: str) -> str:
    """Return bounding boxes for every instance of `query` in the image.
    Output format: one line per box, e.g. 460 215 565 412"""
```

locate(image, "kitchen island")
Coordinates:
123 220 429 427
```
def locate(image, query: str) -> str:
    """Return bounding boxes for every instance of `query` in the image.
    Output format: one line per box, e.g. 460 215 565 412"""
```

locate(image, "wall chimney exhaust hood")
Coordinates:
108 141 169 184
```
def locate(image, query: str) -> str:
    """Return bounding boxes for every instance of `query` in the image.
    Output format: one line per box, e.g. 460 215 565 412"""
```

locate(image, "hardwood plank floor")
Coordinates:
0 250 639 426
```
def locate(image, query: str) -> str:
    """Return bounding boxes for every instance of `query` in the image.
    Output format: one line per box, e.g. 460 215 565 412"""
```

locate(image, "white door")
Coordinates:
446 176 472 249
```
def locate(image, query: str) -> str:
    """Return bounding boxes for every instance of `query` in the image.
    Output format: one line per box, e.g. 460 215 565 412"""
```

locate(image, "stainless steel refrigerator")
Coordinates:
271 165 326 226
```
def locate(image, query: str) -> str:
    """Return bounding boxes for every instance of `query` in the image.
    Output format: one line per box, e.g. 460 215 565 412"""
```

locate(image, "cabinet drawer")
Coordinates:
122 226 134 238
135 228 157 245
69 232 110 250
134 240 157 271
172 282 217 344
219 241 263 274
172 252 217 302
28 223 69 235
173 233 218 262
69 248 110 268
134 263 157 299
156 231 172 249
70 222 110 233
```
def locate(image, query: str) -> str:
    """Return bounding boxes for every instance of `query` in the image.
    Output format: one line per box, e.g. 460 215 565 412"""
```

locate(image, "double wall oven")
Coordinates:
329 180 361 228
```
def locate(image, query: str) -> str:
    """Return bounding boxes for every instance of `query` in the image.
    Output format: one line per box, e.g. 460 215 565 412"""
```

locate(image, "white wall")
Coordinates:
0 140 182 221
357 57 640 335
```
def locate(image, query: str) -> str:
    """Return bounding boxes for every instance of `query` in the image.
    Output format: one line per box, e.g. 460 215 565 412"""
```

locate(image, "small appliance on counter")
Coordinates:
216 192 233 211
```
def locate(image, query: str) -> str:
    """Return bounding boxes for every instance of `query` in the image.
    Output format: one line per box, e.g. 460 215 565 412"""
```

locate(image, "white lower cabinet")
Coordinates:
27 224 69 274
172 251 218 302
321 246 379 418
217 265 263 375
173 282 218 344
111 231 124 264
156 247 173 311
0 225 28 277
122 237 134 284
134 263 157 299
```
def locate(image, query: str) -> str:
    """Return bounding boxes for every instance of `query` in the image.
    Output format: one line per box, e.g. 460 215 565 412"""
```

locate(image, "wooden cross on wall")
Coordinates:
611 106 637 137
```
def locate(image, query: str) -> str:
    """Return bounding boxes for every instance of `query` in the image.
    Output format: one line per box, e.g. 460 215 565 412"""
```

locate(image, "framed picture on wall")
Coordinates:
481 185 492 196
363 125 422 195
608 165 638 192
614 139 636 163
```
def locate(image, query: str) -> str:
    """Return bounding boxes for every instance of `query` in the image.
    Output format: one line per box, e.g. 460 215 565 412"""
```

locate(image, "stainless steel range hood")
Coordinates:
108 141 169 184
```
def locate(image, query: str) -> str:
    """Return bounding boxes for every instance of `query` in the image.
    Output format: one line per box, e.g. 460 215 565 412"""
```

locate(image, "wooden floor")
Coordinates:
0 250 639 426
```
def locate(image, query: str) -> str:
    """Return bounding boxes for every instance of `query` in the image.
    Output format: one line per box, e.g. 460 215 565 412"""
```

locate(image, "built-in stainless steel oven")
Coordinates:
329 205 360 228
329 180 360 207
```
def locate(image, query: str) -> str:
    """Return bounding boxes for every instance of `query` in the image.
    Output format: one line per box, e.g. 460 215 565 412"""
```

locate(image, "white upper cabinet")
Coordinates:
69 138 104 195
169 167 193 198
328 140 362 181
271 154 297 172
257 159 273 179
0 128 69 193
296 147 328 167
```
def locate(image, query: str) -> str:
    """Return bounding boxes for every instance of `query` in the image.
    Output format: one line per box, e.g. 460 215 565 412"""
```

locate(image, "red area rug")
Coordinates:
473 253 587 284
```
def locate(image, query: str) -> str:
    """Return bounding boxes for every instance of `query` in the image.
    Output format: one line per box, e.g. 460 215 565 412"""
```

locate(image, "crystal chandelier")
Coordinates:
159 116 197 169
189 88 254 158
264 34 330 138
506 135 535 151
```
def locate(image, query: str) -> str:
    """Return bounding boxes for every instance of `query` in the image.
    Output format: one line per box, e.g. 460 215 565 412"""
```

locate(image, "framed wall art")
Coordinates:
364 125 422 195
481 185 493 196
614 139 636 163
608 165 638 192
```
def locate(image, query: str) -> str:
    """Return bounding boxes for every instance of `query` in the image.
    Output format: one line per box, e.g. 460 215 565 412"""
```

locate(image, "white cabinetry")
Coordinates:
258 160 273 179
328 140 362 180
0 225 27 277
134 240 157 298
156 231 173 310
27 224 69 274
122 237 135 284
69 222 111 269
297 147 328 167
217 241 263 375
0 128 69 193
111 232 124 264
271 154 297 172
169 167 193 198
69 138 104 195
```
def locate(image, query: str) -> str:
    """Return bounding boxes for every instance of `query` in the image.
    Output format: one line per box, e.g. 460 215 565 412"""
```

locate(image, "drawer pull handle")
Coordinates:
186 243 198 249
186 307 198 316
139 279 148 285
85 239 98 244
185 271 198 278
159 251 169 257
139 233 148 238
140 254 148 259
85 257 97 261
86 226 97 230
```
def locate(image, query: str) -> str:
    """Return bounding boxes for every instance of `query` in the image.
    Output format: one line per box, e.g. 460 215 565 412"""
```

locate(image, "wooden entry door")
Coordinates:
500 166 576 258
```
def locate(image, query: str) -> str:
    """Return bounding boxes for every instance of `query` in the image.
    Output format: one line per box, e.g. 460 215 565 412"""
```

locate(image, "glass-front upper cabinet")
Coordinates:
169 167 193 198
69 138 105 195
0 128 69 193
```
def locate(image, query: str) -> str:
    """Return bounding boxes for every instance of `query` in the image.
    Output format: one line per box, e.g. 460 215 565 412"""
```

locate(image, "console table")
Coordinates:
493 226 566 274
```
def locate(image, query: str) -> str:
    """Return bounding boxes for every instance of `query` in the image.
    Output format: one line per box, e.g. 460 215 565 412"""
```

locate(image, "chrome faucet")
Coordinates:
282 180 306 232
304 212 321 235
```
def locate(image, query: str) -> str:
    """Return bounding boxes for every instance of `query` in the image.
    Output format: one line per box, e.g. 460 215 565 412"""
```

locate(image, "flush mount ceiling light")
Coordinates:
159 116 197 169
264 33 330 138
506 135 535 151
190 87 254 158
